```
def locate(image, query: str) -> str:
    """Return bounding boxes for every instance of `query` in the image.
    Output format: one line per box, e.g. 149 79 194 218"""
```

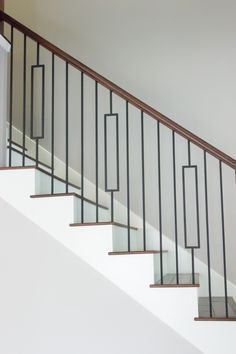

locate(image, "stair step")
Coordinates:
8 146 52 170
0 165 81 191
150 273 200 288
30 192 108 210
108 250 165 255
195 297 236 321
70 221 138 231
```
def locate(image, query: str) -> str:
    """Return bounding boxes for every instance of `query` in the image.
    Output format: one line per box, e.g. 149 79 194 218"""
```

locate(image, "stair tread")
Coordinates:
108 250 165 255
150 273 200 288
30 192 108 210
195 296 236 320
70 221 138 231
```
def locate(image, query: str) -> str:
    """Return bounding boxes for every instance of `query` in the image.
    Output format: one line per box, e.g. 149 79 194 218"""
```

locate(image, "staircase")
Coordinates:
1 9 236 354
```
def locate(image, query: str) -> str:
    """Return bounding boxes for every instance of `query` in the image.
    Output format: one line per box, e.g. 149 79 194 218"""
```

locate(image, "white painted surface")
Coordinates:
0 167 235 353
0 196 201 354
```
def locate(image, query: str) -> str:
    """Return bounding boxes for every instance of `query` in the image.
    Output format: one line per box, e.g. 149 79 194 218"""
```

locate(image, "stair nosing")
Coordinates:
108 250 166 255
150 283 200 288
194 317 236 321
150 273 200 288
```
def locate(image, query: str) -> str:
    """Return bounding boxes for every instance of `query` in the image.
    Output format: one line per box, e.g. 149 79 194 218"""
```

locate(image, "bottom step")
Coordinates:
195 297 236 321
150 273 200 288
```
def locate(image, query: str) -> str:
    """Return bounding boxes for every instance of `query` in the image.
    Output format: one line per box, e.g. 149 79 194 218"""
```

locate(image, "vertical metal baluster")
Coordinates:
8 26 14 167
141 111 146 251
126 101 131 251
219 161 229 317
81 72 84 223
172 131 179 284
203 151 212 317
35 42 40 167
65 62 69 193
187 140 195 285
95 81 99 222
157 121 163 283
110 90 114 222
22 34 27 166
51 53 55 194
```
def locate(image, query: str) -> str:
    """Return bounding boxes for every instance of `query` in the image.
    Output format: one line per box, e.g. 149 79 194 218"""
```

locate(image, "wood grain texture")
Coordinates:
108 250 166 255
150 273 200 288
0 1 4 33
0 10 236 169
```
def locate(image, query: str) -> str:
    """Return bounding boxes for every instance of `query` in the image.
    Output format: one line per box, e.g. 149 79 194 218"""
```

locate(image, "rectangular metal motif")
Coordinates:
30 64 45 139
104 113 120 192
182 165 200 248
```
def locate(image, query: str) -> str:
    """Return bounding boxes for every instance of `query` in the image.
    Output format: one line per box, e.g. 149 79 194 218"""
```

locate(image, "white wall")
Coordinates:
0 196 200 354
5 0 236 158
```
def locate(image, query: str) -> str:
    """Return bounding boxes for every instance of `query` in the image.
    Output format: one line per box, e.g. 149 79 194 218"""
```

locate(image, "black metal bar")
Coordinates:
8 25 14 167
188 139 191 165
203 150 213 317
195 164 200 248
126 101 131 251
110 90 114 222
51 53 55 194
36 42 40 65
22 34 27 166
81 72 84 223
36 43 40 167
95 81 99 222
104 112 108 191
141 111 146 251
191 248 195 284
187 141 195 284
219 161 229 317
65 61 69 193
157 121 163 283
172 131 179 284
116 110 120 192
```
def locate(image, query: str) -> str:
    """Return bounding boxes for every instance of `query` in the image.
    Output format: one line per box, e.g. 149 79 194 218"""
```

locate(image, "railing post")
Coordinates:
0 18 10 166
0 0 4 34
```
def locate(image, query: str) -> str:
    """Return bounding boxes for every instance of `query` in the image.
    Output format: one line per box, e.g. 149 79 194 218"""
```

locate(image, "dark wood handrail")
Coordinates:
1 10 236 169
0 1 4 34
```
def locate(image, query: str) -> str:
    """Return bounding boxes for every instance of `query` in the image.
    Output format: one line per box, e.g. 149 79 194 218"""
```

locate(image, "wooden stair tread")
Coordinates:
108 250 166 255
150 273 200 288
70 221 138 231
195 297 236 320
30 192 108 210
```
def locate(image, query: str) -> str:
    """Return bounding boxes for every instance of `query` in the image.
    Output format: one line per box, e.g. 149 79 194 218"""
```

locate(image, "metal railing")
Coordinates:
1 10 236 319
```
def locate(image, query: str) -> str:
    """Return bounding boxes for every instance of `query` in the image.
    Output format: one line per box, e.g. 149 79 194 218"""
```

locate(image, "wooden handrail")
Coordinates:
0 1 4 34
1 10 236 169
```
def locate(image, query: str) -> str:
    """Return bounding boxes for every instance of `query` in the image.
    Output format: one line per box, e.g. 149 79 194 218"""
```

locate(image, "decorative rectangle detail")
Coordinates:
104 113 120 192
182 165 200 248
30 64 45 139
